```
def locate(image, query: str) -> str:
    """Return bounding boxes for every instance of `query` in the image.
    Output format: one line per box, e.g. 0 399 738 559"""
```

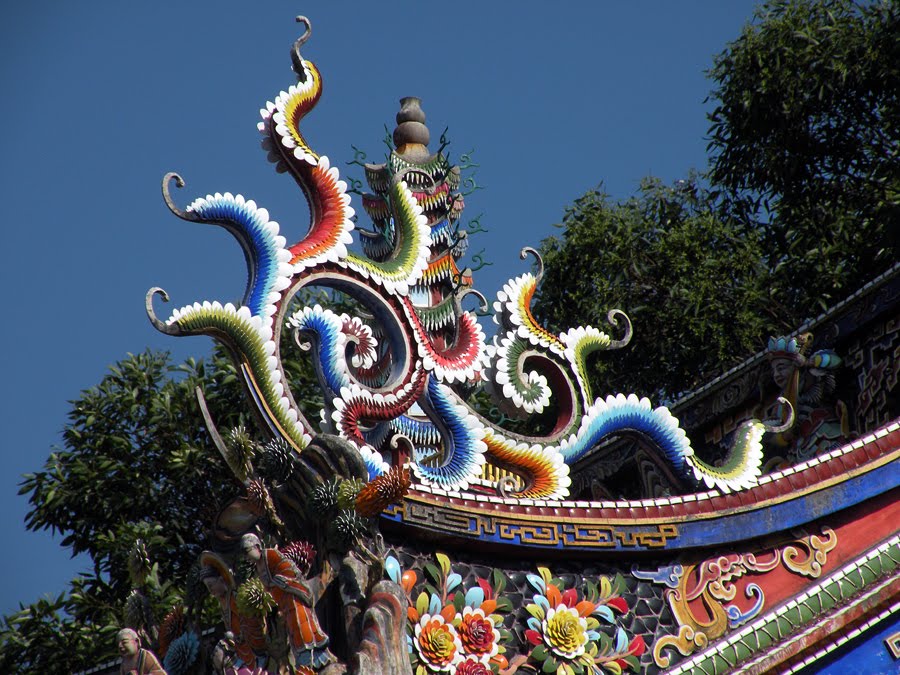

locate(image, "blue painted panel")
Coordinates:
671 463 899 549
805 611 900 675
384 461 898 552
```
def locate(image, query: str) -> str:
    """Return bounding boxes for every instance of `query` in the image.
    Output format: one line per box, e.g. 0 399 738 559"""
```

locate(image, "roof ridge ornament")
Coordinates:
149 13 789 505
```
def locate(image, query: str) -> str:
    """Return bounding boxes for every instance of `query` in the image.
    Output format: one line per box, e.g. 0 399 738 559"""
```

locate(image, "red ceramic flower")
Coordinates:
455 657 492 675
457 607 500 659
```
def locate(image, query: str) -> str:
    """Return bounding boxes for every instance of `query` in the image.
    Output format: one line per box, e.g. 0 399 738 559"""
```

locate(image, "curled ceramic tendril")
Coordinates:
520 246 544 283
290 15 312 74
162 173 197 221
469 252 491 272
462 175 481 195
488 407 513 426
458 150 478 170
605 309 633 349
460 288 489 314
389 433 415 462
465 215 488 235
497 475 520 498
437 127 451 155
292 325 313 352
347 177 364 194
146 287 176 334
349 144 368 165
764 397 795 433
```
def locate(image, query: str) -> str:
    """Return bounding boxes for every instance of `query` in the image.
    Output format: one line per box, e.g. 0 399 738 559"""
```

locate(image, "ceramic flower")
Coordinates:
163 631 200 675
387 553 513 674
456 606 500 660
524 566 645 674
454 656 493 675
542 604 589 659
413 613 463 672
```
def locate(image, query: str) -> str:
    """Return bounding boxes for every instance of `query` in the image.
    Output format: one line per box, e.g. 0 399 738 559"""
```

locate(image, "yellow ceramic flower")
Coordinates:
543 605 588 659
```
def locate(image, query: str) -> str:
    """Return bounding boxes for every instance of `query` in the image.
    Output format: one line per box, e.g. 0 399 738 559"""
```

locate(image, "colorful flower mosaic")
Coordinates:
524 567 645 674
386 554 649 675
386 553 512 674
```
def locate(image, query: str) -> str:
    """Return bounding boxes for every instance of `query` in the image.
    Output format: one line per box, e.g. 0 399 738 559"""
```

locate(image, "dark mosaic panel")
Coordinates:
386 536 682 674
847 312 900 433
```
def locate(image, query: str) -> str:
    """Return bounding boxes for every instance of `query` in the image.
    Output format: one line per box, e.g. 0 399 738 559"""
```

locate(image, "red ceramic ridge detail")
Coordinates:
723 492 744 510
814 461 835 481
741 484 765 504
683 501 702 517
710 494 733 513
786 471 806 492
642 504 661 519
870 434 891 457
842 451 864 471
735 488 755 507
401 425 899 526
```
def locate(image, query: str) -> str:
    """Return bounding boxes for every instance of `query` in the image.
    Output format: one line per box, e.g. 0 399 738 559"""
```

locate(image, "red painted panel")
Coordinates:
707 489 899 614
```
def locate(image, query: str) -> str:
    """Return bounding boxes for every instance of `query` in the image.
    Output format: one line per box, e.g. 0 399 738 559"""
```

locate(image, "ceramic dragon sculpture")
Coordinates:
147 17 789 502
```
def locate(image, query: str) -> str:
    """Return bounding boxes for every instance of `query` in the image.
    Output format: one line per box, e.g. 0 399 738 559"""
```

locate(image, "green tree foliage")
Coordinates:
2 350 246 672
536 0 898 401
22 351 244 580
0 298 349 671
534 179 770 401
708 0 900 314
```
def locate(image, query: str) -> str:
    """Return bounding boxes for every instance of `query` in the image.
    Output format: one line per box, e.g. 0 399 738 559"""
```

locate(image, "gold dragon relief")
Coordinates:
633 526 837 667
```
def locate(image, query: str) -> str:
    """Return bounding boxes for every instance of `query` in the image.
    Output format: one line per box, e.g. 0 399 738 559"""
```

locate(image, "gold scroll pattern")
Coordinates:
385 500 679 548
651 527 837 668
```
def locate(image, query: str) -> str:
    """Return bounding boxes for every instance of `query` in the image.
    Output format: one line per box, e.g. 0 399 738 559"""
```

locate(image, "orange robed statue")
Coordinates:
200 551 268 672
240 533 339 671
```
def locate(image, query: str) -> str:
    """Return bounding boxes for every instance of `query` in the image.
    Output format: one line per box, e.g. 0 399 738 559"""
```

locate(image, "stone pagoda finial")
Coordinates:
393 97 431 162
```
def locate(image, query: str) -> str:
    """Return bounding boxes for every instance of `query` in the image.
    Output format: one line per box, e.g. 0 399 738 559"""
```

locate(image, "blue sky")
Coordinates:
0 2 760 615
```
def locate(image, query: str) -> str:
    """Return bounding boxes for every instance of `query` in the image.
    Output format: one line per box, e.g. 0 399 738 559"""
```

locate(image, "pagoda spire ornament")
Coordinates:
393 97 431 160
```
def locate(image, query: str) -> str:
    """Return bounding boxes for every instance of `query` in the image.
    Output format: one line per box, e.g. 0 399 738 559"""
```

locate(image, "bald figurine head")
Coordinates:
240 533 263 562
116 628 140 657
